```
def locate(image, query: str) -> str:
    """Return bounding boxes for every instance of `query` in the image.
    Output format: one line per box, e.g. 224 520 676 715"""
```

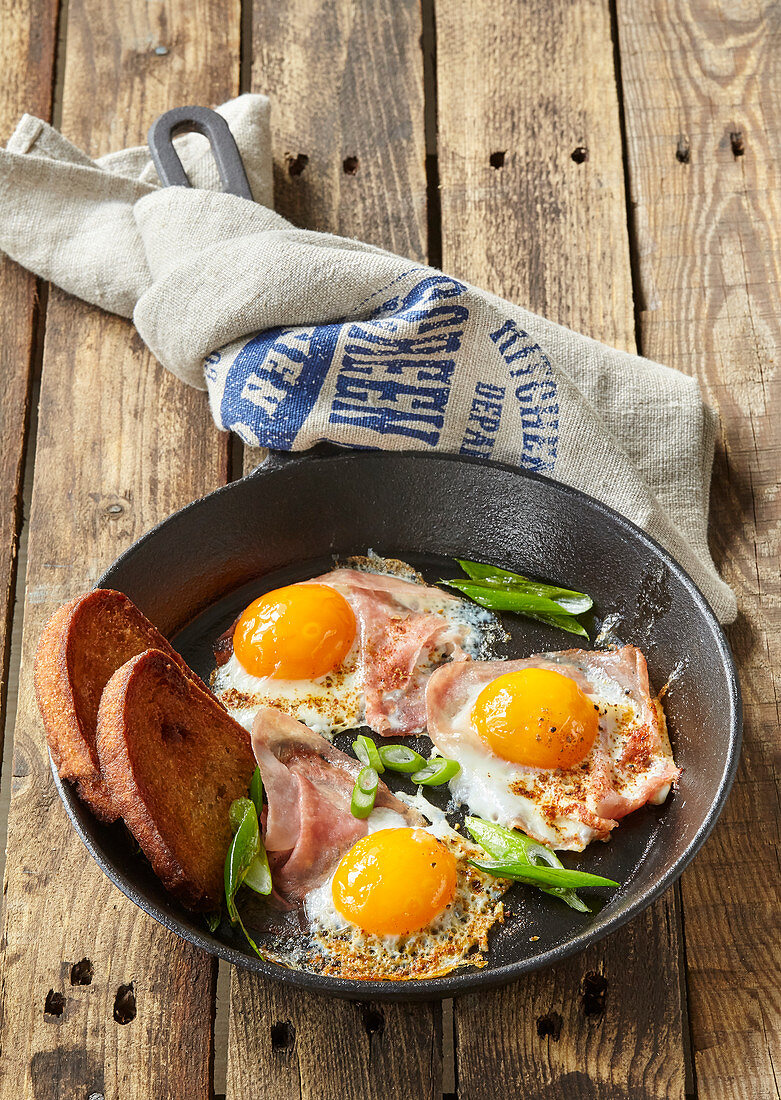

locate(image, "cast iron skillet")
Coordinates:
51 445 742 1001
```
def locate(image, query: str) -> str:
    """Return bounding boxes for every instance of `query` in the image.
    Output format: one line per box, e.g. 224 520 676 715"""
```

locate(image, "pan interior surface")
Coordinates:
63 450 739 1000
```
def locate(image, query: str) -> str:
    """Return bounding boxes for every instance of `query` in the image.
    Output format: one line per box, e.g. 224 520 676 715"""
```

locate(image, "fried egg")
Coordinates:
211 556 500 738
425 646 679 851
299 811 508 980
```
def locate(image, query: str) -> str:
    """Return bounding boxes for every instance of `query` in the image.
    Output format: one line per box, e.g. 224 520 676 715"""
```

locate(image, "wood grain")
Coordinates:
0 0 59 756
226 3 437 1096
250 0 427 253
435 1 688 1096
0 0 240 1096
617 1 781 1096
228 984 441 1100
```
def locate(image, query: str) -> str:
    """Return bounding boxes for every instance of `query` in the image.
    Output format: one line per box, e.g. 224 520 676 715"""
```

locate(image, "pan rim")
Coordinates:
51 447 741 1001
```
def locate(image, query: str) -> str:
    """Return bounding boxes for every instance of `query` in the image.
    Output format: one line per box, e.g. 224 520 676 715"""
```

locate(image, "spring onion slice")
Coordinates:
243 852 272 896
466 817 618 909
225 799 260 923
353 734 385 773
456 560 593 614
250 765 264 818
234 909 265 960
442 579 580 617
205 911 221 933
411 757 461 786
468 858 618 890
441 581 590 638
351 766 379 818
233 774 273 896
378 744 427 774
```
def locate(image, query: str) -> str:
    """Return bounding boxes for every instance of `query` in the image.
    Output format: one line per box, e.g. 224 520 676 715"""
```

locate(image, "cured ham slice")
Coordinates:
310 568 473 736
213 562 491 739
251 706 423 902
425 646 680 851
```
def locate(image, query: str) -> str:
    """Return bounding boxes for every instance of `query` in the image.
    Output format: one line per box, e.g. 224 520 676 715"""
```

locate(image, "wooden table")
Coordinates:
1 1 778 1097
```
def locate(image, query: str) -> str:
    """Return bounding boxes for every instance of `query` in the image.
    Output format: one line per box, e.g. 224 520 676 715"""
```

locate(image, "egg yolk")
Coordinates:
471 667 598 769
332 829 457 936
233 584 356 680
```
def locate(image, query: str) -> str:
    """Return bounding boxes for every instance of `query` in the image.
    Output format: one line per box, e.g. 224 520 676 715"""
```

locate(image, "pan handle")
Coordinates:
147 105 254 200
245 443 352 478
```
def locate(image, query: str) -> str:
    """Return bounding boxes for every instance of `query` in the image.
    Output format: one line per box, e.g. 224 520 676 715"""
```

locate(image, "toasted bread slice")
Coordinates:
97 649 256 911
34 589 207 822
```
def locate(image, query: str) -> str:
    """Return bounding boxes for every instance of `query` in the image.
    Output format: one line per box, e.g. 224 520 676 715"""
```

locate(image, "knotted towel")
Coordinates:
0 94 736 622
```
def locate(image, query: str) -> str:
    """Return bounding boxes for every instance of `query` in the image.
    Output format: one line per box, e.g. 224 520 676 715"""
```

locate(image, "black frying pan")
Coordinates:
52 444 741 1001
50 110 741 1000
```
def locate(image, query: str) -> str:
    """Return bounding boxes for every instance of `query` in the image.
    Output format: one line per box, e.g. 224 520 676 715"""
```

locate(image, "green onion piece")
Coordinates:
243 849 273 896
250 765 263 819
205 911 221 933
234 908 265 959
225 799 260 924
229 796 255 835
350 766 379 818
514 609 590 639
468 858 619 891
411 757 461 786
456 560 593 614
466 817 618 910
353 734 385 773
378 744 427 773
440 581 589 638
442 579 588 620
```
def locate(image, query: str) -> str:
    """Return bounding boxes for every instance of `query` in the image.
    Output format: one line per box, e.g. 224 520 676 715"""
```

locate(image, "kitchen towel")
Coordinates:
0 94 736 622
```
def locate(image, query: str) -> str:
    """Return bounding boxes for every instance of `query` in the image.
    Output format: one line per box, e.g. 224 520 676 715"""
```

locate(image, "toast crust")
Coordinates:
34 589 207 822
97 649 256 911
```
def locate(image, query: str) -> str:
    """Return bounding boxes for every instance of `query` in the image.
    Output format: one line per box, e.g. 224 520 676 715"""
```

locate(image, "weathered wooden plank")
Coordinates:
0 0 58 755
0 0 240 1096
617 1 781 1096
226 2 439 1096
435 2 688 1096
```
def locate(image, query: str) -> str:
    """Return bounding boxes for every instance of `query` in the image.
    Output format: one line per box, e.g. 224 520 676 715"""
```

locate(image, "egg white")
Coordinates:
298 813 508 981
212 637 364 737
445 659 670 850
211 559 503 738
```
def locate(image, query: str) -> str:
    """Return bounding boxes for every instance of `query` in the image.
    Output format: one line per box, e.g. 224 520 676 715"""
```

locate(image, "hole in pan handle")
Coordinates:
147 105 254 200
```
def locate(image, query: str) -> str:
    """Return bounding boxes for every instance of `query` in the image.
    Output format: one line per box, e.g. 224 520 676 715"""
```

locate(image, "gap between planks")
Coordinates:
0 0 67 901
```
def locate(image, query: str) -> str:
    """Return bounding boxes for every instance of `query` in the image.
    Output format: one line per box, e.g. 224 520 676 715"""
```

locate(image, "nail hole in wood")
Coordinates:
44 990 65 1017
87 1094 105 1100
343 155 359 175
287 153 309 177
675 136 690 163
270 1020 295 1052
582 971 608 1016
113 983 136 1024
571 146 588 164
730 130 745 157
536 1011 563 1040
70 958 94 985
359 1005 384 1036
489 151 506 169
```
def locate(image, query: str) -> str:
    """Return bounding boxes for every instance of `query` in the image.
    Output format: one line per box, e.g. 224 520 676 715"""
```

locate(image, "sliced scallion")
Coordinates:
411 757 461 786
353 733 384 773
466 817 619 910
378 744 427 774
351 766 379 818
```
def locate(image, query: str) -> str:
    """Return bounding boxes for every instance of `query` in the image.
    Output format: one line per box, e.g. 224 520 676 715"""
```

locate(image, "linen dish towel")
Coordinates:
0 94 736 622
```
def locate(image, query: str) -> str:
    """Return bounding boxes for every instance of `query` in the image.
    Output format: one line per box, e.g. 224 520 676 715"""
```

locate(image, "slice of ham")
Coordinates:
426 646 680 850
311 568 471 736
251 706 424 903
214 567 478 737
